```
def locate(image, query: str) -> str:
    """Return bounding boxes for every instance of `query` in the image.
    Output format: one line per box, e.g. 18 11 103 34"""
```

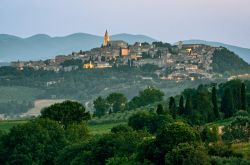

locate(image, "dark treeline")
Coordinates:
94 87 164 117
94 79 250 125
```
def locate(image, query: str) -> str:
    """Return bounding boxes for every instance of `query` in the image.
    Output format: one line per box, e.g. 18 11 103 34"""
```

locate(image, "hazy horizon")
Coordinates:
1 0 250 48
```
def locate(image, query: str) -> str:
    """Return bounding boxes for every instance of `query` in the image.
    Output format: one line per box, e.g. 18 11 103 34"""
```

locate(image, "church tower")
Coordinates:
103 30 110 46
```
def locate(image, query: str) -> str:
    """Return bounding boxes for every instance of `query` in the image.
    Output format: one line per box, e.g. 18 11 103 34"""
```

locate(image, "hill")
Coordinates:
182 39 250 64
212 48 250 74
0 33 156 62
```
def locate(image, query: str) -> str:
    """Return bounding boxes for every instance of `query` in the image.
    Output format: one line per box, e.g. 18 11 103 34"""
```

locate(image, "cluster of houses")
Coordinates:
11 31 219 81
161 42 216 81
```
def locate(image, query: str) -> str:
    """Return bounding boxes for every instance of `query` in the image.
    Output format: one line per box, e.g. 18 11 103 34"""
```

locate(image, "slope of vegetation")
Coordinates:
0 66 215 116
0 80 250 164
212 47 250 74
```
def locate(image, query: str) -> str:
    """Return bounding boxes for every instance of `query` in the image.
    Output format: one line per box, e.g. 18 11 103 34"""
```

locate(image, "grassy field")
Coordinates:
232 142 250 160
0 120 28 132
206 118 233 128
0 120 125 135
88 122 126 135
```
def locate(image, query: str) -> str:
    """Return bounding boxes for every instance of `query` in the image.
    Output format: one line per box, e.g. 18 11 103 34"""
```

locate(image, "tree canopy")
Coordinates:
41 100 91 127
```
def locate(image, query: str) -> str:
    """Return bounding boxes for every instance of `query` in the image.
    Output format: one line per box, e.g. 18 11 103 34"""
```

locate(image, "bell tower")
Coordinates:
103 30 110 46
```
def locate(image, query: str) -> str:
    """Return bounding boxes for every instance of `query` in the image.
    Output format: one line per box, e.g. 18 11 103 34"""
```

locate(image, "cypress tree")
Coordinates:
212 86 219 119
184 95 192 116
156 104 164 115
221 88 234 118
241 83 247 110
178 96 185 115
169 97 176 119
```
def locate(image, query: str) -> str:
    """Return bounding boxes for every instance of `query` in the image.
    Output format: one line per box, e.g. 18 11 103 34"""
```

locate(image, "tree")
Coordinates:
222 116 250 143
241 83 247 110
219 80 242 110
178 96 185 115
155 122 201 164
156 122 201 152
126 88 164 111
212 86 219 119
165 143 210 165
111 125 133 134
65 122 89 144
184 95 192 116
107 93 127 113
169 97 176 119
128 111 154 132
221 88 235 118
201 126 219 143
1 119 67 164
56 131 146 165
247 94 250 111
41 100 91 127
138 87 164 106
156 104 164 115
94 96 109 117
125 96 142 111
128 111 173 134
182 85 214 124
106 156 138 165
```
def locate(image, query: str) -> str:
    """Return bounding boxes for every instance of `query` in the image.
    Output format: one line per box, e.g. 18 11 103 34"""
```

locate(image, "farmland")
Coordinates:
0 119 125 135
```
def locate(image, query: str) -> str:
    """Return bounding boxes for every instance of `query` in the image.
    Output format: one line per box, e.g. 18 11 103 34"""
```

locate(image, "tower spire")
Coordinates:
103 30 110 46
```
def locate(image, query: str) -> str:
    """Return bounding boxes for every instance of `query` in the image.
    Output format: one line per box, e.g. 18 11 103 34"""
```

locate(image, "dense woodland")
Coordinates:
212 48 250 74
0 79 250 164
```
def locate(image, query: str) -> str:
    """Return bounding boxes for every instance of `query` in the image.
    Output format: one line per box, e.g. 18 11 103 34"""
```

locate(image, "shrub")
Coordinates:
111 124 133 134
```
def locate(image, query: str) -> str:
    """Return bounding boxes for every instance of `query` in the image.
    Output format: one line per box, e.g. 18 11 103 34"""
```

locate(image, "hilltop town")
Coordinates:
10 30 243 81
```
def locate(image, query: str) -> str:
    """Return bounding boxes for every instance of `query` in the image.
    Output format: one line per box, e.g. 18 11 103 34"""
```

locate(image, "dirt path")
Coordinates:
20 99 65 117
218 126 224 135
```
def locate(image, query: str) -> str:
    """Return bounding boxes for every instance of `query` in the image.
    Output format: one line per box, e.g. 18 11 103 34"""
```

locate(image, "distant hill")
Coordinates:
212 48 250 74
181 40 250 64
0 33 156 62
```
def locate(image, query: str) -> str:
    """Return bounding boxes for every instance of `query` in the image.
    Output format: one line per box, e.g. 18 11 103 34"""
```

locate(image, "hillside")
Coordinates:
182 39 250 64
0 33 156 62
212 48 250 74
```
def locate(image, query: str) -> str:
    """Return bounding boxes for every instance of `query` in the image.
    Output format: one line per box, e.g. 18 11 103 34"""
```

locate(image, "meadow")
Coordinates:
0 119 125 135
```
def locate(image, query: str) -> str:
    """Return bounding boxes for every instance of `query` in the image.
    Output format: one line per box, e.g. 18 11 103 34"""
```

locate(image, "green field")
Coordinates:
206 118 233 128
232 143 250 160
88 122 126 135
0 120 28 132
0 120 125 135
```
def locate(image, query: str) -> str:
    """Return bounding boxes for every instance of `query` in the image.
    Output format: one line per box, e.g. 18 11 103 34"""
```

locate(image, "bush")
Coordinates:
222 116 250 143
234 110 249 117
1 119 67 164
57 131 147 165
106 156 140 165
156 122 201 152
65 122 89 144
111 124 133 134
208 143 242 158
201 126 219 143
128 111 173 134
165 143 210 165
210 156 250 165
148 122 202 164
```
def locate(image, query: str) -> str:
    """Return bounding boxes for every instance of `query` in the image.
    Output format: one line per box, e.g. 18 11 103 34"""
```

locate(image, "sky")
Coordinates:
1 0 250 48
